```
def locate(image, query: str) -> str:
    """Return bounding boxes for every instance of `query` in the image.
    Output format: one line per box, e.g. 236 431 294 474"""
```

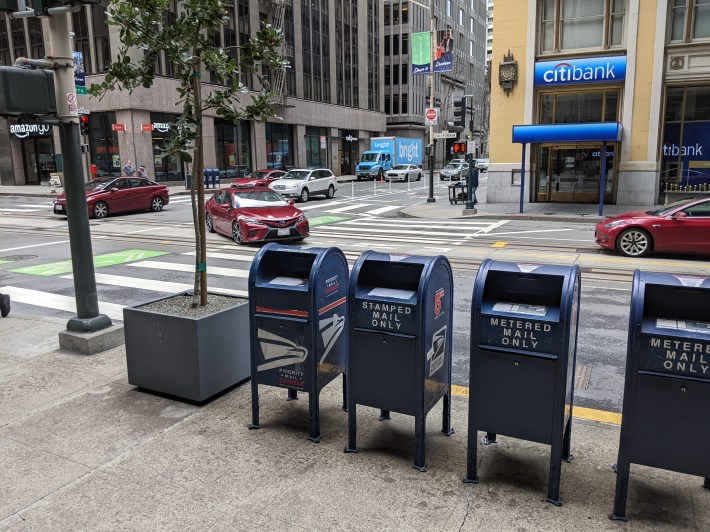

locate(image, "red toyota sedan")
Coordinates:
231 169 286 189
205 187 309 245
595 197 710 257
53 177 169 219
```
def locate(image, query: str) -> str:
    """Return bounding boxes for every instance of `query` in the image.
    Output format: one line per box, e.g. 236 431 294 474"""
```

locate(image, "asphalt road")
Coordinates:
1 186 708 417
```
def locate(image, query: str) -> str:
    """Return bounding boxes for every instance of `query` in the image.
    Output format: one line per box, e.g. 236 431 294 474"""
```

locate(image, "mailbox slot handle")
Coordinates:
637 369 709 384
479 345 558 360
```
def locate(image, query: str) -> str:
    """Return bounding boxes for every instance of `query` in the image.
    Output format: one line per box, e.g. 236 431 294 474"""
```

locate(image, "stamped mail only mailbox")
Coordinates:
611 271 710 521
465 260 580 505
345 251 454 471
248 244 348 442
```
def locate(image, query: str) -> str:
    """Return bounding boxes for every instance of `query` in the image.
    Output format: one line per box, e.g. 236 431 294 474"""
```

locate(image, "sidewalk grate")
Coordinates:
575 363 592 390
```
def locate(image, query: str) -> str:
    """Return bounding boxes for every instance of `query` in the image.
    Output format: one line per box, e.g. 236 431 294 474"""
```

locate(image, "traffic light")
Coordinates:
80 114 90 136
32 0 101 16
0 67 56 116
0 0 19 12
452 142 467 155
453 98 466 129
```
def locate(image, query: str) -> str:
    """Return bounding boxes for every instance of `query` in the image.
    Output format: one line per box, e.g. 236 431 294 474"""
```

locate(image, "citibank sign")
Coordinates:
534 56 626 87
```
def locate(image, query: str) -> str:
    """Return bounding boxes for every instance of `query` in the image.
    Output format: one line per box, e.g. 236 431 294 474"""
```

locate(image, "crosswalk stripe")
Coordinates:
314 224 494 238
0 208 40 212
0 285 125 321
338 218 502 228
61 273 248 298
168 197 193 203
308 231 450 245
363 205 400 215
323 203 371 213
128 260 249 278
298 200 343 211
182 251 255 262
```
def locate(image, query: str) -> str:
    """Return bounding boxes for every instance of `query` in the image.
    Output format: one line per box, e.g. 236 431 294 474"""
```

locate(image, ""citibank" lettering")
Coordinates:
542 62 617 84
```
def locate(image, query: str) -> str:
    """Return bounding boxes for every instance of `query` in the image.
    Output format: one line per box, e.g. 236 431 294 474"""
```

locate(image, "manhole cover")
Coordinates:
0 254 37 261
575 364 592 390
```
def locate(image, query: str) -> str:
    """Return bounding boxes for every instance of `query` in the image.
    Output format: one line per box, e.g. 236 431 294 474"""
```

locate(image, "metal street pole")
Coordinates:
427 3 436 203
466 96 476 210
48 11 111 333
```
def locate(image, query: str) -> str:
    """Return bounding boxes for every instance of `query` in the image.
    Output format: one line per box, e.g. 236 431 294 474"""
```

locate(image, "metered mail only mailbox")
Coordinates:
345 252 454 471
611 271 710 521
248 244 348 442
465 260 580 506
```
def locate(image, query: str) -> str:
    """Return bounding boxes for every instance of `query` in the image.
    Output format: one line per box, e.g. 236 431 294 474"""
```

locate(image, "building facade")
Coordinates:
487 0 710 206
0 0 386 186
383 0 488 165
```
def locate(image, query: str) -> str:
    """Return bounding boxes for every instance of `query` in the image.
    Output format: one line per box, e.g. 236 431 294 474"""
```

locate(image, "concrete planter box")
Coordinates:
124 292 250 403
663 191 710 205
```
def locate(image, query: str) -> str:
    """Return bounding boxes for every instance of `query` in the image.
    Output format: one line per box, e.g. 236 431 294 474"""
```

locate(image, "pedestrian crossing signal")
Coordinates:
453 142 466 154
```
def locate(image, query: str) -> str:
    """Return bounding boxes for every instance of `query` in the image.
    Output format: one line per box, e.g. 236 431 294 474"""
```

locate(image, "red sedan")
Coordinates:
231 169 286 188
595 197 710 257
53 177 169 219
205 187 309 245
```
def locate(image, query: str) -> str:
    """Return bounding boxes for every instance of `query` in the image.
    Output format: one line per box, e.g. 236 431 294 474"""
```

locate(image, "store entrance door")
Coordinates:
22 136 57 185
536 144 616 203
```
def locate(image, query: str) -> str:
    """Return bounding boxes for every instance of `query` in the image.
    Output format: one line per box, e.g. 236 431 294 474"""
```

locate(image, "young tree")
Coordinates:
90 0 283 306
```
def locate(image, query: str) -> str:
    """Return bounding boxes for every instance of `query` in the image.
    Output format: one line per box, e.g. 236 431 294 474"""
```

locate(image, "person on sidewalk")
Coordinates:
137 164 148 178
0 293 10 318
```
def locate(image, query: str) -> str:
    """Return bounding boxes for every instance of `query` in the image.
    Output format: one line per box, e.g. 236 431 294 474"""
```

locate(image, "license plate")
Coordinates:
277 228 290 236
54 205 65 213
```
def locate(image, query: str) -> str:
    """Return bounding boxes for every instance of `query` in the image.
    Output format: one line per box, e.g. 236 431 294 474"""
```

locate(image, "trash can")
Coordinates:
465 259 580 506
248 243 349 442
345 251 454 471
611 271 710 521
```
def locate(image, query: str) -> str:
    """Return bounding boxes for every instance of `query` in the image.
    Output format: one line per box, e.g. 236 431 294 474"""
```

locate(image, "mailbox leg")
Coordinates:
248 380 260 430
379 409 391 421
704 478 710 489
464 427 480 484
413 413 427 472
483 432 497 445
308 392 321 443
287 389 298 401
545 443 564 506
342 373 348 411
610 459 630 521
441 392 454 436
344 402 358 454
562 417 573 463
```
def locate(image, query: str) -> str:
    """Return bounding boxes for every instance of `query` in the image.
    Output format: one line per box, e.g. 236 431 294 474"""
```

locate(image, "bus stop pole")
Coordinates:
519 143 526 214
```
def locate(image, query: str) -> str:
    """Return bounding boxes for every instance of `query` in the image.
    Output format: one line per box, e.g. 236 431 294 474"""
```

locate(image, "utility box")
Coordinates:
345 251 454 471
611 271 710 521
248 244 348 443
465 260 580 506
0 67 56 116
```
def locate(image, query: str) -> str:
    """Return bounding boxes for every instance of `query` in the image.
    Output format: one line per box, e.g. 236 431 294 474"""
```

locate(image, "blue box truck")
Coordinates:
356 137 423 180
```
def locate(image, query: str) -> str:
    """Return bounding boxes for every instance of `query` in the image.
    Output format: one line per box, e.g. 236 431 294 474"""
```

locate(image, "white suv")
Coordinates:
269 168 337 202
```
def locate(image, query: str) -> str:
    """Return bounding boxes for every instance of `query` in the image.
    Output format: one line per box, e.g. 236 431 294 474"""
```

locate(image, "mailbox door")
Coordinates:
253 316 311 391
475 349 557 444
630 374 710 477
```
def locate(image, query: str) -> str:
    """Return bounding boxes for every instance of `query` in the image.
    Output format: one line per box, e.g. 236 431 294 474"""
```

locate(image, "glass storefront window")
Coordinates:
215 119 251 178
150 112 184 182
265 122 294 170
540 0 624 53
538 90 619 124
305 126 329 168
88 112 120 178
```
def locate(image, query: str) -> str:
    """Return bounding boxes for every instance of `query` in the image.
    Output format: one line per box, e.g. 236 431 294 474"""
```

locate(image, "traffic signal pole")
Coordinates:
48 11 111 333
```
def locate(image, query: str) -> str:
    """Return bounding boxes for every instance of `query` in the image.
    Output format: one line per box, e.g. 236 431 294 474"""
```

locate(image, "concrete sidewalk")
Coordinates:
1 313 708 530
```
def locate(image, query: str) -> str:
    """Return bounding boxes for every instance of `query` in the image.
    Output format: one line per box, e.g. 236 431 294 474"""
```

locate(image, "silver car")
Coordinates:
439 162 469 181
269 168 337 202
385 164 422 182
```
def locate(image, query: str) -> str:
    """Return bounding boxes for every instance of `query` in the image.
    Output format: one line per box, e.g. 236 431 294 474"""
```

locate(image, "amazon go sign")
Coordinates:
534 55 626 87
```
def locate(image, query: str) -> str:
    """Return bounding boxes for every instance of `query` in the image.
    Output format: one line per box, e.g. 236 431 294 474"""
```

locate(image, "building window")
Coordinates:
385 64 390 85
91 6 111 73
0 15 11 66
368 0 380 111
402 93 408 114
214 119 252 177
540 0 625 54
27 18 44 61
402 2 409 23
88 111 120 178
393 34 399 55
302 0 330 102
402 33 409 54
401 63 408 85
72 7 92 74
539 89 620 124
265 122 294 170
670 0 710 42
10 18 26 60
305 126 328 167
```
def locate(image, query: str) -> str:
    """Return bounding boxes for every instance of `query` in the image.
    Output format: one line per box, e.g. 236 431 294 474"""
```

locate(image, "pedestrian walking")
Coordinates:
0 292 10 318
123 160 135 177
137 164 148 178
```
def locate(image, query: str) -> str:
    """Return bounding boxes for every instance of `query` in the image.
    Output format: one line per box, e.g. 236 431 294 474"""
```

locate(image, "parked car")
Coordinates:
269 168 337 202
439 162 469 181
53 177 169 219
594 197 710 257
232 169 286 188
205 187 309 245
475 158 489 172
449 158 466 165
221 165 251 179
385 164 422 182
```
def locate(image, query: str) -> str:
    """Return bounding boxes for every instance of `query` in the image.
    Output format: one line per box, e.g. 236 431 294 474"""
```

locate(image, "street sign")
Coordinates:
434 131 457 139
425 107 439 125
467 141 476 154
112 123 126 132
141 124 154 132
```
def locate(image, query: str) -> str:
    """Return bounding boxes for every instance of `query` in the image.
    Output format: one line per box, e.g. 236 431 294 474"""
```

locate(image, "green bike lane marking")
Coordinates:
9 249 170 277
0 260 10 265
308 215 352 227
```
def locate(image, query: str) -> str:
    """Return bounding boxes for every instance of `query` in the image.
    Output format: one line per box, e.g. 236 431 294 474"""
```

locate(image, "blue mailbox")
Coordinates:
203 168 213 188
465 260 580 506
248 244 349 442
345 251 454 471
212 168 221 188
611 271 710 521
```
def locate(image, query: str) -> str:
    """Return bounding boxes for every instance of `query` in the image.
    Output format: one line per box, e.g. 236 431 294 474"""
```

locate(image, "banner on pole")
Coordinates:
411 32 431 75
433 30 453 73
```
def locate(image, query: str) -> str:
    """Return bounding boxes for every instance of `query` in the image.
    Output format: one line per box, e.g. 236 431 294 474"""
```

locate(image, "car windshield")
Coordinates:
647 199 701 216
247 171 270 178
444 164 460 170
361 153 379 162
85 179 114 191
282 171 310 180
392 165 408 170
233 190 289 208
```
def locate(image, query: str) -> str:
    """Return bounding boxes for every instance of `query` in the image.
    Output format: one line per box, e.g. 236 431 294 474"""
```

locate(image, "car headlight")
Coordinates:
286 184 298 189
238 215 260 224
298 214 306 222
603 220 627 229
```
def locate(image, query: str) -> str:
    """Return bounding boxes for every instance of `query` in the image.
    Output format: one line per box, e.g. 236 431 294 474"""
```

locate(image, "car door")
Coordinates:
662 200 710 253
310 170 326 194
129 178 151 210
109 178 133 213
211 190 230 234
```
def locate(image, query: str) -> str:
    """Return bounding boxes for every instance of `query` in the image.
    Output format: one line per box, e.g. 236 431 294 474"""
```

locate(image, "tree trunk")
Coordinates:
191 57 207 307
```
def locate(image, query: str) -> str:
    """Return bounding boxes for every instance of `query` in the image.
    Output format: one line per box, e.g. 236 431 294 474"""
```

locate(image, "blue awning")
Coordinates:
512 122 622 144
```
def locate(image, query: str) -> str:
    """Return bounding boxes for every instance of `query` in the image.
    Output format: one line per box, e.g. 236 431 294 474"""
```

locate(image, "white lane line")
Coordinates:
421 247 453 253
308 231 448 245
168 197 194 203
473 220 510 234
128 260 249 278
19 204 51 208
298 200 344 211
363 205 401 215
0 240 70 253
315 225 492 237
0 208 40 212
338 219 500 227
127 226 171 234
182 251 255 262
61 273 248 298
484 228 576 237
324 203 371 213
0 286 125 321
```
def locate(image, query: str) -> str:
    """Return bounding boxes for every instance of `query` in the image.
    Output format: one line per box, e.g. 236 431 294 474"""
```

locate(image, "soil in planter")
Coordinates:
139 294 247 319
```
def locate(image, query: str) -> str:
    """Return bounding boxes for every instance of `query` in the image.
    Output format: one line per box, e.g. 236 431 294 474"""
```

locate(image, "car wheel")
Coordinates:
92 201 108 219
206 212 215 233
292 237 305 242
150 196 164 212
617 228 652 257
232 221 244 245
326 184 335 199
357 176 361 181
300 188 310 202
378 169 383 181
417 173 422 181
405 173 410 182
